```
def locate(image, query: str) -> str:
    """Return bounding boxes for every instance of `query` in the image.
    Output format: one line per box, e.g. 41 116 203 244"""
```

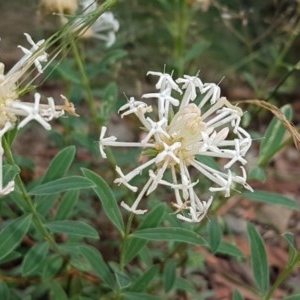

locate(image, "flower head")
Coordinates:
0 34 77 196
0 34 68 131
39 0 78 15
78 0 119 47
100 70 253 222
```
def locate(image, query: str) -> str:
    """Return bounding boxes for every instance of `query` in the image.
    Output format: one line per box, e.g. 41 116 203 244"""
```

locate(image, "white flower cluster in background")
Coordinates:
79 0 119 47
0 33 76 196
100 70 253 222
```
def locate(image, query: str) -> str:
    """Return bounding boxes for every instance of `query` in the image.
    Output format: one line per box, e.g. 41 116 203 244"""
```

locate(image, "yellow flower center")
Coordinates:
0 62 18 128
158 103 206 166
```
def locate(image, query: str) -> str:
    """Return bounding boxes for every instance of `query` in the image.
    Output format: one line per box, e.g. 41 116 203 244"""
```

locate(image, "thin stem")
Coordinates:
173 0 188 76
69 0 119 133
266 59 300 101
264 252 300 300
119 213 134 270
261 19 300 90
2 136 63 255
71 40 99 132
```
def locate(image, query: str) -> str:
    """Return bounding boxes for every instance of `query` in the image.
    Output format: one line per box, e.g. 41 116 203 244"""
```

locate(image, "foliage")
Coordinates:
0 0 300 299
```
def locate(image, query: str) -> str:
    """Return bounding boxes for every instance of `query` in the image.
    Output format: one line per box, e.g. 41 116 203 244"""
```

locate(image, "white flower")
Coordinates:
16 33 48 74
10 93 65 130
99 71 253 222
0 122 15 196
0 34 76 196
79 0 119 47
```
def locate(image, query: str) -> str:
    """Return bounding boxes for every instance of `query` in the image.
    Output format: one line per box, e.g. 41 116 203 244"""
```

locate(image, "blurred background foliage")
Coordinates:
113 0 300 103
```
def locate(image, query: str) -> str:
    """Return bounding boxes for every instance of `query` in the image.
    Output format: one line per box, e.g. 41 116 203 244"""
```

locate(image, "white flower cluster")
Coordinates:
0 33 76 196
79 0 119 47
100 71 253 222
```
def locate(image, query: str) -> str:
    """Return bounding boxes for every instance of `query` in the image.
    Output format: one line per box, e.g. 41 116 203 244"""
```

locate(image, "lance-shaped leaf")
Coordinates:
45 220 99 239
22 242 49 275
247 223 269 295
243 190 298 210
259 104 292 166
41 146 76 183
29 176 95 195
131 227 207 246
78 245 115 288
81 168 124 234
0 214 32 261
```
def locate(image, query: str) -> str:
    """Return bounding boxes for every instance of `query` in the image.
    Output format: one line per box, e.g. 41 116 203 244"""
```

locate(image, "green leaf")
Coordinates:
208 217 223 253
232 289 244 300
22 242 49 275
7 191 30 213
55 190 79 220
0 281 11 300
138 246 152 267
163 260 176 293
41 146 76 183
0 251 21 265
139 204 166 229
55 60 81 84
36 195 58 216
45 220 99 239
123 204 166 265
98 50 127 70
173 277 198 294
29 176 95 195
248 166 266 182
217 241 244 258
81 168 124 234
3 164 19 186
4 125 18 146
132 227 207 246
283 232 296 251
247 223 269 295
283 232 297 264
0 214 32 261
42 254 64 280
115 270 132 289
0 282 10 300
156 0 173 10
49 281 68 300
243 190 298 210
123 292 160 300
286 294 300 300
130 265 159 293
78 245 115 288
243 72 257 90
87 50 126 77
184 41 210 63
259 104 292 166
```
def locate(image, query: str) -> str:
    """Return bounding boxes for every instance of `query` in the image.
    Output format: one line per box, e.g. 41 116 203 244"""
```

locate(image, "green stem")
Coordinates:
71 40 99 132
119 213 134 270
266 59 300 101
69 0 119 132
264 252 300 300
173 0 188 76
262 19 300 90
3 137 63 255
